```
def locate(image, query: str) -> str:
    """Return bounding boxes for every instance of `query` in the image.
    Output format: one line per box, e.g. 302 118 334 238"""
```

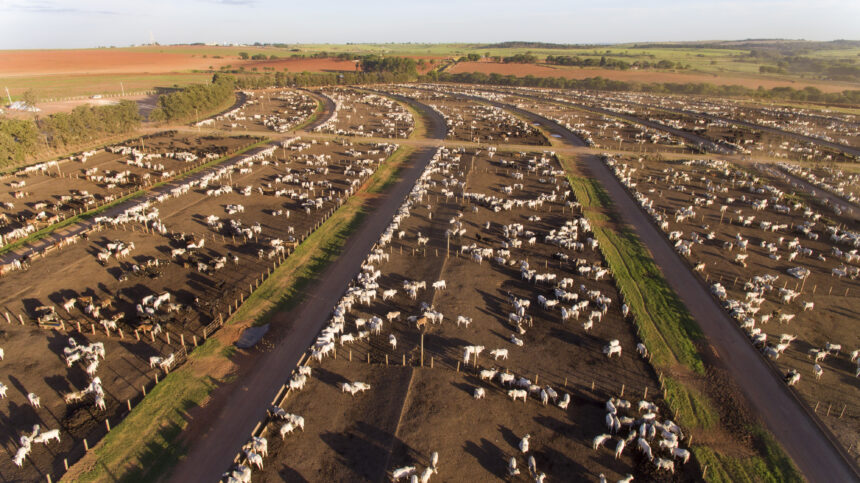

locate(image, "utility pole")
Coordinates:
120 82 125 96
4 87 12 105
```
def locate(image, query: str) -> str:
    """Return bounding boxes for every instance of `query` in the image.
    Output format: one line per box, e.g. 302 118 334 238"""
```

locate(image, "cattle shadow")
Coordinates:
320 420 409 481
463 438 507 476
47 289 79 307
499 423 529 452
539 445 592 480
20 298 46 317
312 367 349 390
106 266 125 281
549 327 583 347
451 381 478 398
276 464 310 482
476 288 507 319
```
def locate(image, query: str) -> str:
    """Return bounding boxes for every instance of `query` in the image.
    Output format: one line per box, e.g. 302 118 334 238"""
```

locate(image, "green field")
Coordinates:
127 42 860 80
1 72 211 101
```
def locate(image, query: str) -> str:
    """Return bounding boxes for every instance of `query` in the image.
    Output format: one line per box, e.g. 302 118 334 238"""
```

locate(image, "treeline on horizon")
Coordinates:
545 55 683 70
426 71 860 104
227 64 860 105
0 101 140 167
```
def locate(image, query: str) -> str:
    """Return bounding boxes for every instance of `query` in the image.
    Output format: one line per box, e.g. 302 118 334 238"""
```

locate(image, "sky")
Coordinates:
0 0 857 49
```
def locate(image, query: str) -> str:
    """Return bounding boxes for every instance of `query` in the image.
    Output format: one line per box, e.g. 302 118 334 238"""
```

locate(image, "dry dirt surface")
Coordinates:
206 89 318 134
314 88 414 138
605 155 860 462
0 132 252 255
0 134 397 481
0 94 155 117
447 61 853 93
235 147 694 482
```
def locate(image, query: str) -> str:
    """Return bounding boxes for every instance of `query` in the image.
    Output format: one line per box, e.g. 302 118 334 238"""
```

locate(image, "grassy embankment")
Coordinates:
65 140 416 482
562 160 801 482
0 139 267 258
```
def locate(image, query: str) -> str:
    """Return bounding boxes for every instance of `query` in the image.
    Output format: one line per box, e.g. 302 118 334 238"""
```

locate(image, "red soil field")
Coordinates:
0 50 234 77
0 51 365 78
448 61 852 93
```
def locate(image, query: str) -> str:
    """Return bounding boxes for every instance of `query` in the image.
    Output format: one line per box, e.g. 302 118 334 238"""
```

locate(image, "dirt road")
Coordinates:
481 89 736 154
166 100 447 483
302 89 337 131
513 106 859 482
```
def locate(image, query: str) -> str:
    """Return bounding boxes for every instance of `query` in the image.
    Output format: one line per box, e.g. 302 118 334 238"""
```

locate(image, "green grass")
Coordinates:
662 376 718 429
0 139 267 257
565 173 705 373
367 146 414 194
694 426 803 483
69 338 224 483
292 94 323 131
559 160 800 482
1 73 211 101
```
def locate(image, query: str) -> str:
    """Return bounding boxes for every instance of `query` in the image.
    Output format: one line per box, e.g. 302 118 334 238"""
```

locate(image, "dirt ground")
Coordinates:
447 61 854 93
0 94 155 117
0 138 395 481
316 88 414 139
503 96 690 154
606 154 860 461
0 132 253 250
389 88 548 145
208 89 317 133
544 89 857 163
247 148 695 482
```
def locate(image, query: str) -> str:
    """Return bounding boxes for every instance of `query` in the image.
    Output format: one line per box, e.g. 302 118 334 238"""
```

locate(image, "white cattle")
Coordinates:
490 348 509 360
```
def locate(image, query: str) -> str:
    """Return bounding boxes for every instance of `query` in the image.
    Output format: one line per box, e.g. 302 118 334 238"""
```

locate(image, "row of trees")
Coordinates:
502 53 539 64
149 74 237 122
545 55 682 70
0 119 40 168
0 100 140 168
234 70 416 89
42 101 140 147
420 71 860 105
359 56 417 75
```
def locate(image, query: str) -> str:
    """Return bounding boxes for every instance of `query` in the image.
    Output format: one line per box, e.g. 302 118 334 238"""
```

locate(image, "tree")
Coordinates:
238 52 249 60
22 89 38 108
